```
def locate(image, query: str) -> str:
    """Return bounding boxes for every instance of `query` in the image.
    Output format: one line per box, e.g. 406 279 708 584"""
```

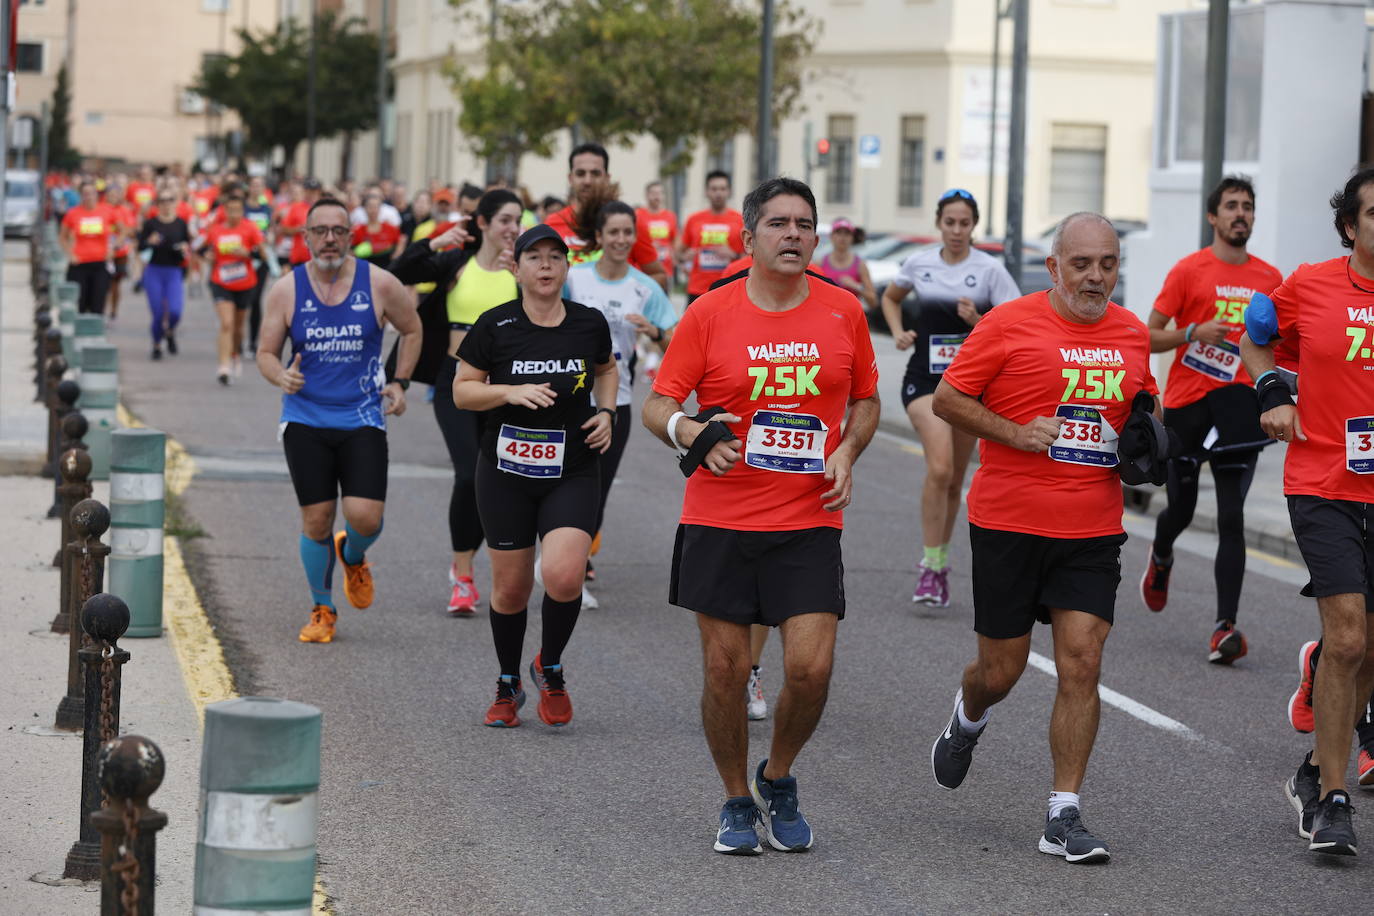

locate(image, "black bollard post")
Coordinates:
55 499 110 730
51 419 91 570
39 326 62 407
89 734 167 915
33 309 51 398
64 594 134 883
51 449 93 635
41 360 71 482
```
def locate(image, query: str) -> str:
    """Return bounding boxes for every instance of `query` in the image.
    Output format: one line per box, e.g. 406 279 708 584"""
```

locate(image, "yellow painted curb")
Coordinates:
118 404 333 914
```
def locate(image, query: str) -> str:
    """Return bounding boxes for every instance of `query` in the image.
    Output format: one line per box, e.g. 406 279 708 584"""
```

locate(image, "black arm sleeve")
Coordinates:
389 239 468 285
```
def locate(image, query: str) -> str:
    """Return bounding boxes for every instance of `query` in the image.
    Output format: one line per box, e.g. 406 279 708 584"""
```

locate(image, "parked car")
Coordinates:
4 169 41 239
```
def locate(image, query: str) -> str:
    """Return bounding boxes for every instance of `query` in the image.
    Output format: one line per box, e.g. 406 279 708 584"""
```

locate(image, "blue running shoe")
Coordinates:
750 759 814 851
714 796 762 855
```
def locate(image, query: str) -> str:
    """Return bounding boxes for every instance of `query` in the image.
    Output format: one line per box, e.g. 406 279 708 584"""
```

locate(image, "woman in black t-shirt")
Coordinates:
136 191 194 359
454 224 617 730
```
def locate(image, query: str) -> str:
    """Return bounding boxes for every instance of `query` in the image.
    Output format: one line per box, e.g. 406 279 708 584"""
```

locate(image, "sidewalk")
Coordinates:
866 327 1299 561
0 242 200 911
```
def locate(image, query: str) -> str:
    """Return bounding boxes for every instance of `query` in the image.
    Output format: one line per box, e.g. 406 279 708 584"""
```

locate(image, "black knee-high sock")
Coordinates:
489 608 527 677
540 594 582 667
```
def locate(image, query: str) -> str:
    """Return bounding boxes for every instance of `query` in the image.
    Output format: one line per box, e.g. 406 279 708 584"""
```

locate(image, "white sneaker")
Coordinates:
581 584 599 610
747 667 767 720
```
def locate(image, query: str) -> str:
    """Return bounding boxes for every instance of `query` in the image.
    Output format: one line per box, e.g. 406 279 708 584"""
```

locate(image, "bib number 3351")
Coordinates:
745 410 827 473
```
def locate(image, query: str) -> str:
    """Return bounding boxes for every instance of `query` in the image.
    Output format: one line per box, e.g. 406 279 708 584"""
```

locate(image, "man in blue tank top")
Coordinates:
256 196 422 643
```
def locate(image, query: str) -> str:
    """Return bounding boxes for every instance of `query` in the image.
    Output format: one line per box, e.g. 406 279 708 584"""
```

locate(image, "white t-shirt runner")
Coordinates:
890 246 1022 377
564 263 679 406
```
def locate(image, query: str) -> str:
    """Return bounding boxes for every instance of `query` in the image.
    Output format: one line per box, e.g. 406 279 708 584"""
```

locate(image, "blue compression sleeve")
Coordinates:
342 518 383 565
1245 291 1279 345
299 534 335 608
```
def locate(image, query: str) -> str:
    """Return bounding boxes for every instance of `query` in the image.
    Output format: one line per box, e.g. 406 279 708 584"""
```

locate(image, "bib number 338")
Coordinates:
745 410 827 474
1049 404 1119 468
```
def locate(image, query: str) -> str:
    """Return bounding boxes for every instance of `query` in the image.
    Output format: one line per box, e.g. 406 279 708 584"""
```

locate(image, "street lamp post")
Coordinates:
755 0 774 185
306 0 317 178
1004 0 1028 286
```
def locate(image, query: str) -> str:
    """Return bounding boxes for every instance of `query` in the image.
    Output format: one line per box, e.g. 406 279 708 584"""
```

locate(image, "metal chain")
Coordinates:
99 642 115 744
111 800 142 914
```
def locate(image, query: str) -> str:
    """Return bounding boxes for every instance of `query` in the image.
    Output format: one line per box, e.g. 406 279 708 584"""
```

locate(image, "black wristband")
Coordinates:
678 406 738 478
596 406 616 424
393 377 411 391
1256 372 1294 413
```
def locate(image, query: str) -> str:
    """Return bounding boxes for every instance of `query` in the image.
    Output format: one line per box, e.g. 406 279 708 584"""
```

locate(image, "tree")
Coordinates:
47 62 79 171
195 12 381 176
448 0 818 179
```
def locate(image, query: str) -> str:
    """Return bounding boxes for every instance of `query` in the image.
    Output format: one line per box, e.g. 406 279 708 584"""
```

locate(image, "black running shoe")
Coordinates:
931 690 984 790
1309 790 1357 856
1038 806 1110 863
166 331 178 355
1284 751 1321 839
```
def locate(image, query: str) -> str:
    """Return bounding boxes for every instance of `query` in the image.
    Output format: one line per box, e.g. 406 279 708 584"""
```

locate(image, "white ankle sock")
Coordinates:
956 699 989 732
1048 791 1080 820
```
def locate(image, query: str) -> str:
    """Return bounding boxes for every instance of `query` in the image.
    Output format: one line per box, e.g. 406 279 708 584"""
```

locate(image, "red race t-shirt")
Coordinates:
1270 257 1374 502
943 291 1158 538
204 221 263 291
722 254 753 277
545 205 659 270
111 204 135 257
126 182 155 212
682 208 745 296
351 222 401 256
1154 247 1282 408
652 274 879 532
637 207 678 274
282 200 311 265
192 186 219 219
62 204 117 264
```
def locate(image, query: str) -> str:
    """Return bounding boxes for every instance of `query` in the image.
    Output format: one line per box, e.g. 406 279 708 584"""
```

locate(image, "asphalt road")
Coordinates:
106 281 1368 914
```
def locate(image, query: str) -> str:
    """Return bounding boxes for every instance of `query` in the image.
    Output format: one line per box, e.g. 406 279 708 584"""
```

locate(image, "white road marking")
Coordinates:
1026 651 1206 743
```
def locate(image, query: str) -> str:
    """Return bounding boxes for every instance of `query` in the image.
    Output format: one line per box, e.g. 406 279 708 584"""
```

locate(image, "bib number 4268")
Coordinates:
747 364 820 400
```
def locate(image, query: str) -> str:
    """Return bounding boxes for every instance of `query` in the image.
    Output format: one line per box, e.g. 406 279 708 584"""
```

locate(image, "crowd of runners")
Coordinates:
45 151 1374 863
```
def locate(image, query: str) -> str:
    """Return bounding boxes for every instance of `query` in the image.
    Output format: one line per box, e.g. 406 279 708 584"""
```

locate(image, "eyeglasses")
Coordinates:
307 226 351 239
940 188 975 203
156 197 175 203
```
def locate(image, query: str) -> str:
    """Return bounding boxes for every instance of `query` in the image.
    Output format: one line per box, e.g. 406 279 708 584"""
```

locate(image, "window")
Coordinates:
1157 7 1264 166
202 0 229 12
826 115 854 205
1049 123 1107 215
19 0 48 6
898 116 924 208
706 138 734 177
15 42 42 73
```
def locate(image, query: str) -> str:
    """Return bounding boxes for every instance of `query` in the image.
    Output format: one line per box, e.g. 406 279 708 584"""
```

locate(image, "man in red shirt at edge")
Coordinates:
929 212 1158 865
282 179 324 266
1241 166 1374 858
543 142 668 291
643 177 880 856
637 179 677 280
1140 175 1282 663
677 169 745 305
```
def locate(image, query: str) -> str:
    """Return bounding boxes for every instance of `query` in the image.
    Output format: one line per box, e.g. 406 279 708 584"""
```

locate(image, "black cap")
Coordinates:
514 224 570 260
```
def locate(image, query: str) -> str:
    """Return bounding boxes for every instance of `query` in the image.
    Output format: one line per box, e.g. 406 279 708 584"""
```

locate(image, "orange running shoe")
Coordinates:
1288 641 1319 734
1358 748 1374 787
483 677 525 728
1139 547 1171 612
529 652 572 726
298 605 337 643
1208 622 1248 665
334 530 374 609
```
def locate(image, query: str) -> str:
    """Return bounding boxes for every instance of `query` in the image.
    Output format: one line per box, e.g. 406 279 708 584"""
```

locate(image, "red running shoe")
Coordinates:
1208 622 1248 665
529 651 572 726
1288 640 1319 734
1139 548 1172 612
1358 748 1374 787
483 677 525 728
447 569 480 617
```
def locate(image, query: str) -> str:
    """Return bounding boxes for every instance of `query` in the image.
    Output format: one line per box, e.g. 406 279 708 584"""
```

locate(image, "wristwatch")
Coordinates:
596 406 617 424
393 377 411 391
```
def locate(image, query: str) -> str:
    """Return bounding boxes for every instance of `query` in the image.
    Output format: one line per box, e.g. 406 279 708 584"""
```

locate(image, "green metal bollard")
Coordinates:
78 344 119 481
57 288 77 365
195 697 322 915
109 429 166 638
72 313 106 370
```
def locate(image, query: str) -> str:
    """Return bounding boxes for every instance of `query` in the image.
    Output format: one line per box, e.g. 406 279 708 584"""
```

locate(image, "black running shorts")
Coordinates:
281 423 389 506
1287 495 1374 600
900 354 940 409
669 524 845 626
474 454 600 550
969 523 1126 639
209 283 256 310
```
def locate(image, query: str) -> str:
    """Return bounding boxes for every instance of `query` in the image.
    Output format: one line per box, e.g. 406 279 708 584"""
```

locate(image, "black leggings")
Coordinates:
1153 454 1257 622
68 261 112 315
594 405 633 533
434 358 485 553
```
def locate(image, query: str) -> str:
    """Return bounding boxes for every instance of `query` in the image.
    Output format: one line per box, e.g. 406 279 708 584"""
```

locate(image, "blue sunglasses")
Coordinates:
940 188 976 203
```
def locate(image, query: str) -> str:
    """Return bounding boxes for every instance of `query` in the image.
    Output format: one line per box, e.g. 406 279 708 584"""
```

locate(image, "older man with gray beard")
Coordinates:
925 212 1159 863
